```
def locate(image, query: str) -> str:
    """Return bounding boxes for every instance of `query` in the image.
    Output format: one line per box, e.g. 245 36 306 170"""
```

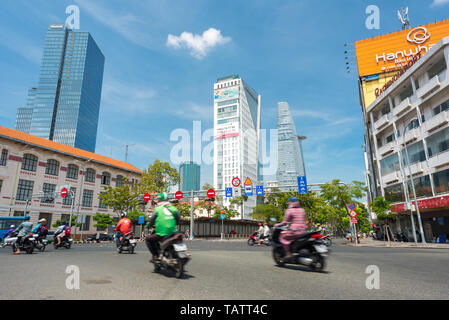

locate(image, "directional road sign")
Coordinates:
225 187 233 198
297 176 308 194
256 185 264 196
138 215 145 224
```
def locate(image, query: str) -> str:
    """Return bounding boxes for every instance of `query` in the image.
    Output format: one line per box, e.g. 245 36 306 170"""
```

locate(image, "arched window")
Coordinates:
85 168 96 183
116 175 123 187
22 154 38 172
101 172 110 185
45 159 60 176
67 164 79 179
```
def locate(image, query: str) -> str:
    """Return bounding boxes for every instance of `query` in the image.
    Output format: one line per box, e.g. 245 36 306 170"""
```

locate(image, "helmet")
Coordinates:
288 197 298 203
24 215 30 221
158 192 168 201
121 212 127 218
258 223 262 226
10 225 15 229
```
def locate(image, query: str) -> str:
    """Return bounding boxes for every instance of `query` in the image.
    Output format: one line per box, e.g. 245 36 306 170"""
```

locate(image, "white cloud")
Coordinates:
167 28 231 59
173 102 212 120
101 77 156 113
75 0 153 48
0 26 42 64
432 0 449 6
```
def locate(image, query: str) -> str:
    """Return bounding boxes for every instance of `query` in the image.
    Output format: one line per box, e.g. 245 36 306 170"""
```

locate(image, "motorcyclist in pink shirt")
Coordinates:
275 197 307 259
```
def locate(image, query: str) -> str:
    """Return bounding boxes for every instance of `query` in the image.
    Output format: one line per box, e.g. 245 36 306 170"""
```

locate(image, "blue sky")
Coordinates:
1 0 449 187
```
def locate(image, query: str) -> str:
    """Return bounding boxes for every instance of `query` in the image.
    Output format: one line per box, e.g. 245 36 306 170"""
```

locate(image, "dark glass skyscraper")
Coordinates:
15 24 105 152
179 162 200 192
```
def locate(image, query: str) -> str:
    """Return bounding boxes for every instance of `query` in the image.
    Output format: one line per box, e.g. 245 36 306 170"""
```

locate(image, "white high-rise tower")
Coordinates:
213 74 261 220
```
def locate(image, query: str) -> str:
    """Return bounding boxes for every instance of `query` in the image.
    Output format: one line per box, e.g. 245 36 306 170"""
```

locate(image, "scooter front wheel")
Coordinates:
247 239 255 246
273 247 285 267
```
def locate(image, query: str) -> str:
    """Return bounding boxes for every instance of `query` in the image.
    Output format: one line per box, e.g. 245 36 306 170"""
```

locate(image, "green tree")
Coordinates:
212 206 239 220
100 177 140 216
174 202 192 218
195 200 217 218
52 215 80 228
92 213 114 230
371 196 394 221
139 159 180 193
250 204 283 222
202 183 214 190
127 209 146 224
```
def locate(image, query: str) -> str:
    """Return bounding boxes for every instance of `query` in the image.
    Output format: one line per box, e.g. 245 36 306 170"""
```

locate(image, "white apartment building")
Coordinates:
0 126 142 237
213 74 261 220
366 36 449 241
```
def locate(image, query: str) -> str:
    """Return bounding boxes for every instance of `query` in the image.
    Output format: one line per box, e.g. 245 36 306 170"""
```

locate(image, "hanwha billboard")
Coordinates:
355 19 449 77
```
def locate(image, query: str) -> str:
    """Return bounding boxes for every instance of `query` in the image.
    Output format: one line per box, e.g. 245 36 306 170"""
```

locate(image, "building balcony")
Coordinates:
404 162 425 177
378 142 395 157
374 114 390 131
393 97 412 118
425 110 449 133
382 171 399 184
428 151 449 169
417 75 440 99
403 128 419 145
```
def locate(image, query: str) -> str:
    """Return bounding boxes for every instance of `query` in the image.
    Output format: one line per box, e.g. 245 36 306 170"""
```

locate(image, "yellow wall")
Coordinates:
361 71 396 107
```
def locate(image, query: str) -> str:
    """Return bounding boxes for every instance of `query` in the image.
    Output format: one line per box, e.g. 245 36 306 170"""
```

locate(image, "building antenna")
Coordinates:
398 7 410 30
121 143 136 163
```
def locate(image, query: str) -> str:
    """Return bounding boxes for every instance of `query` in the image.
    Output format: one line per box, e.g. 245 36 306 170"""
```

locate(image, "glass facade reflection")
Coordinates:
15 24 105 153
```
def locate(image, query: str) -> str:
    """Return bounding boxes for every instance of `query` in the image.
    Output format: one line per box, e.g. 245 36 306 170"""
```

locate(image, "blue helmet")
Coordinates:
288 197 298 203
24 215 30 221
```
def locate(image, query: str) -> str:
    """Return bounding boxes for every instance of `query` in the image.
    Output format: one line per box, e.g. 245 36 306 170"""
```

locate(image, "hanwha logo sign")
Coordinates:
407 27 431 44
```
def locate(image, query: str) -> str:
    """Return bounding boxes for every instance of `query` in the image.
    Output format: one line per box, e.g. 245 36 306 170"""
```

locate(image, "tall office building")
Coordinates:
179 161 200 192
15 24 105 153
276 102 306 186
213 74 261 220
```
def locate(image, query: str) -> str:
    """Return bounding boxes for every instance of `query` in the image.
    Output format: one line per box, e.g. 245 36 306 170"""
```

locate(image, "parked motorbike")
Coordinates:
247 231 271 246
54 234 73 249
7 233 35 254
272 226 328 272
117 232 137 254
151 232 191 278
32 234 48 252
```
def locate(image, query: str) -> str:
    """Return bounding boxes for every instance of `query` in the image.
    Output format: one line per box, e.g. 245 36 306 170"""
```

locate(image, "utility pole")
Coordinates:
122 143 136 163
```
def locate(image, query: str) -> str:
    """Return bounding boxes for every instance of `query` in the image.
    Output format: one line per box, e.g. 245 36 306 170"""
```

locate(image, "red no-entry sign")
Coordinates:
175 191 183 200
60 187 68 198
143 193 151 202
207 189 215 198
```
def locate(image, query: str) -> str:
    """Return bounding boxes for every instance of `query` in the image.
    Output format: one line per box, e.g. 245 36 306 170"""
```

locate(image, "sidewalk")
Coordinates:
343 238 449 249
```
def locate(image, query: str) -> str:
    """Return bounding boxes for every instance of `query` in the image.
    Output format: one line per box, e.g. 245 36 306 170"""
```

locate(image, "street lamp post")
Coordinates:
402 126 426 244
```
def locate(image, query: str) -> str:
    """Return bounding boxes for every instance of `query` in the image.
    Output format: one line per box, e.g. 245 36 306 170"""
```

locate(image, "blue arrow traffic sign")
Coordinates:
256 185 264 196
225 187 233 198
138 215 145 224
297 176 308 194
220 214 225 220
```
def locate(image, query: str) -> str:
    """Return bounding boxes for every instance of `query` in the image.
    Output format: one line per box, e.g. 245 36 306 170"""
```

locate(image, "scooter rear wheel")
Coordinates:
310 253 325 272
175 259 184 278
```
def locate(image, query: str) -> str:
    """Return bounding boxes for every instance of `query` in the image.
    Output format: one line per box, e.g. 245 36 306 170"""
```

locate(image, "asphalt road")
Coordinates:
0 239 448 300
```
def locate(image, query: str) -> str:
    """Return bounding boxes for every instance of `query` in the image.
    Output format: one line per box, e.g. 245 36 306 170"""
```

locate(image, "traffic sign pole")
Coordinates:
190 190 194 240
